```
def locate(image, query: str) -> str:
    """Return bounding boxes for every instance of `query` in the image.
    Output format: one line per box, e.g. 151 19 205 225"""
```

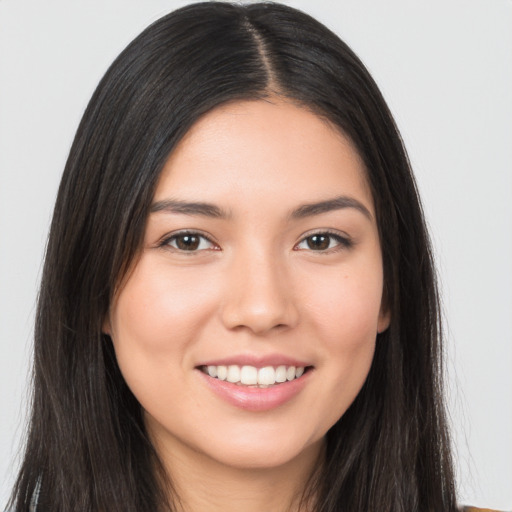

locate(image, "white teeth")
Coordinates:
258 366 276 386
286 366 296 381
217 365 227 381
227 365 240 383
275 365 287 383
202 364 307 386
240 365 258 385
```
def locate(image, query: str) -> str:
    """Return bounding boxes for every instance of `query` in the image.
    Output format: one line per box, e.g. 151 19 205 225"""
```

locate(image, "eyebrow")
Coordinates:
150 195 372 221
150 199 230 218
290 195 373 221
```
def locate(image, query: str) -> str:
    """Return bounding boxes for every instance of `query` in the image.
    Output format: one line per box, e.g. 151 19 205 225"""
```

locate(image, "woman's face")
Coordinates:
106 99 389 472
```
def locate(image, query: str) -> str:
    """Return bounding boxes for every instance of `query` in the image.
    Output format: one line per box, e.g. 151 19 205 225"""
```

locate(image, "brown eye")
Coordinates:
175 234 200 251
164 232 216 252
306 234 330 250
295 232 352 252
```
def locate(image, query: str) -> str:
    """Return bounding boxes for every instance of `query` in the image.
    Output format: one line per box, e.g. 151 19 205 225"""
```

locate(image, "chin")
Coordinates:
193 430 325 472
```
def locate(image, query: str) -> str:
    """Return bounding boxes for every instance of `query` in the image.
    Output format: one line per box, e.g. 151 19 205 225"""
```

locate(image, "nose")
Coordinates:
220 247 299 335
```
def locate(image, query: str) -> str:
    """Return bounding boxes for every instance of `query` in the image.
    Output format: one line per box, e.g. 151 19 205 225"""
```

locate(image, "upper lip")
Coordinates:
196 354 312 368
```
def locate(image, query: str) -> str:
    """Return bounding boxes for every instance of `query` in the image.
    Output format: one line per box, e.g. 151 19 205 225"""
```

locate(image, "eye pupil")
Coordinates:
176 235 200 251
307 234 330 250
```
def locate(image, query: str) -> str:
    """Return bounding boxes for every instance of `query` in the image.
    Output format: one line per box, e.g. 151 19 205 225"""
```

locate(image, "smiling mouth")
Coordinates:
198 364 311 388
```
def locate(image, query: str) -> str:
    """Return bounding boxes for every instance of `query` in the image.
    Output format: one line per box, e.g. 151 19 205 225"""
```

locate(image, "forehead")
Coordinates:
155 99 374 215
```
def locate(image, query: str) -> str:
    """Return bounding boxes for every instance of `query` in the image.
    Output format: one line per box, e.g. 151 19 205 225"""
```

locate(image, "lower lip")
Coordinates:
197 369 312 412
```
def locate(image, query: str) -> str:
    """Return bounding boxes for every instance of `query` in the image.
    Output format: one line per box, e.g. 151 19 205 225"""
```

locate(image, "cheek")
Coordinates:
112 259 217 351
299 259 383 411
313 279 380 426
108 261 219 415
304 264 384 347
108 260 221 401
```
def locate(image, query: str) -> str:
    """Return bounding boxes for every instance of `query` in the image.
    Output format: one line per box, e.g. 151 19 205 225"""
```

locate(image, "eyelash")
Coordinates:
294 230 353 253
159 230 219 253
159 230 353 254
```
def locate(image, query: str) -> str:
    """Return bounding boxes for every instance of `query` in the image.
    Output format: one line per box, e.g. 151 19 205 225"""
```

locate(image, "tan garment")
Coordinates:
463 507 506 512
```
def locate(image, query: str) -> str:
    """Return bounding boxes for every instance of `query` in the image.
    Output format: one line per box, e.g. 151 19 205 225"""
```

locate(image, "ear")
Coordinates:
102 316 112 336
377 306 391 334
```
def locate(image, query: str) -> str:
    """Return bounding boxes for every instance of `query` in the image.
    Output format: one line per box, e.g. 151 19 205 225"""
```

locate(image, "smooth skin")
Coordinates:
106 99 390 512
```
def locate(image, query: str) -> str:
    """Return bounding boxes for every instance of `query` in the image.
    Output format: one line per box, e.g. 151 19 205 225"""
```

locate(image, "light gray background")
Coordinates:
1 1 511 509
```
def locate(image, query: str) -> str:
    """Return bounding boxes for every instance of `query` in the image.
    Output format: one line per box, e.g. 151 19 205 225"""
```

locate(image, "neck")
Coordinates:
151 433 324 512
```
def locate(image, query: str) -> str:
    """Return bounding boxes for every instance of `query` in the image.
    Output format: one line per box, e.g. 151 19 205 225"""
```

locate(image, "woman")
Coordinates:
5 2 491 511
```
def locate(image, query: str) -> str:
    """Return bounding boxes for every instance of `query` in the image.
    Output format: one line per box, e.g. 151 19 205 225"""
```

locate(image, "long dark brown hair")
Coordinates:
8 2 457 511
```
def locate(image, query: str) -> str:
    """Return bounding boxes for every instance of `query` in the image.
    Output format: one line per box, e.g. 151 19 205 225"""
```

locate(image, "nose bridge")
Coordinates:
221 241 298 334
